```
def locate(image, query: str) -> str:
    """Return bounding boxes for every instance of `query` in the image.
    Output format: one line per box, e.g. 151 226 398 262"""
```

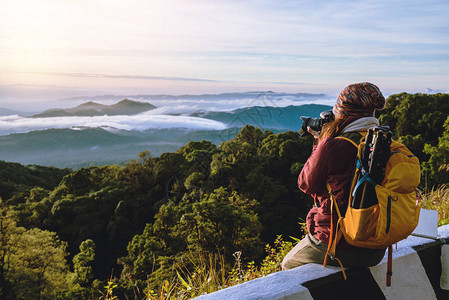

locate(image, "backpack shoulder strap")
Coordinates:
335 131 365 148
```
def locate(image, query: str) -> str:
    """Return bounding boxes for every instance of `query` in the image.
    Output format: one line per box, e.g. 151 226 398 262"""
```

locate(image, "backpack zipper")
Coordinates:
386 195 392 234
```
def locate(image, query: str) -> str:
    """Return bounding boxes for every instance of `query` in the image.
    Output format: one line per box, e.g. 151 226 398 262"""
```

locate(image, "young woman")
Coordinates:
282 82 387 270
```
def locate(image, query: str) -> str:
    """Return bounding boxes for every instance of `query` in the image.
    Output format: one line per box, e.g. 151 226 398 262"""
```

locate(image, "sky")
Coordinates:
1 0 448 109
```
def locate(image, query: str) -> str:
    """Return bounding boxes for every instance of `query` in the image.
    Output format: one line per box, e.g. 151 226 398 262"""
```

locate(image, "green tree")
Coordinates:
10 187 53 229
423 116 449 186
210 127 312 243
0 161 70 202
0 199 14 299
119 187 263 292
178 140 218 175
379 93 449 162
177 187 262 258
2 223 74 299
73 239 95 287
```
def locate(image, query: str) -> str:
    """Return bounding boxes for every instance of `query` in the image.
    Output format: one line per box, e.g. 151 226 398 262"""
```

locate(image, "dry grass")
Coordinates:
418 185 449 225
153 235 295 299
174 250 230 299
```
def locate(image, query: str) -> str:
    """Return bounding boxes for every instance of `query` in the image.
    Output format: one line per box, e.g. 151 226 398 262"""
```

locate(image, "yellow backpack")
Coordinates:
324 127 421 285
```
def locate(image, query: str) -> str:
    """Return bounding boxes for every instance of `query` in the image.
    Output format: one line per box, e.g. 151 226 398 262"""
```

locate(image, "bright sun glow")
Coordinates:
1 0 448 102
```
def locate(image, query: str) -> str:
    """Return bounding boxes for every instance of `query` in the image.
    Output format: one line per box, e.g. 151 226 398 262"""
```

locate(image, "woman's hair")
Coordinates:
318 118 346 143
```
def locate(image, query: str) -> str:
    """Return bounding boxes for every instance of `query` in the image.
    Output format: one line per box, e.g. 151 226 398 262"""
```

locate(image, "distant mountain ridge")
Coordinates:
190 104 332 131
32 99 156 117
61 91 328 102
0 107 34 116
0 103 331 168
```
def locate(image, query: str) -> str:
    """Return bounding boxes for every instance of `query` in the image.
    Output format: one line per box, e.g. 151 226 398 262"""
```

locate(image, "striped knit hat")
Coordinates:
333 82 385 119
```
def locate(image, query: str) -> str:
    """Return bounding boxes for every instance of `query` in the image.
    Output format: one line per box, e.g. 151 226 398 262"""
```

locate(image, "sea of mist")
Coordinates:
0 92 334 136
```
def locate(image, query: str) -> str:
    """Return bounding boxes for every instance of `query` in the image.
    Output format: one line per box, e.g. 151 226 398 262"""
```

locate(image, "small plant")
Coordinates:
96 272 118 300
103 280 117 300
175 250 229 299
171 234 299 299
152 279 177 300
229 234 296 285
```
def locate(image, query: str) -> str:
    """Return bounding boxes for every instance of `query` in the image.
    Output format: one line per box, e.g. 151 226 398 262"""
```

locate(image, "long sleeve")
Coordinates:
298 138 330 195
298 136 358 243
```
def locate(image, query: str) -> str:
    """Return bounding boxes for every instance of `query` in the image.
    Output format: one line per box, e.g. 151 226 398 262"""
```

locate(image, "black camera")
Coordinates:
300 110 334 136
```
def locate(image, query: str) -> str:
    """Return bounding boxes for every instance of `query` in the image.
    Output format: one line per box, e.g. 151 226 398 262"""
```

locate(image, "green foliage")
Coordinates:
178 140 218 175
8 228 74 299
379 93 449 162
0 206 75 299
377 93 449 187
103 277 119 300
180 187 262 256
210 126 312 243
0 161 70 202
229 235 296 285
119 187 263 292
73 239 96 287
423 116 449 185
174 250 229 299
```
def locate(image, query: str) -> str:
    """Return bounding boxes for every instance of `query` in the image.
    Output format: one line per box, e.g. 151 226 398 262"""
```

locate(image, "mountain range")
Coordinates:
32 99 156 117
0 107 30 116
0 98 331 168
190 104 331 131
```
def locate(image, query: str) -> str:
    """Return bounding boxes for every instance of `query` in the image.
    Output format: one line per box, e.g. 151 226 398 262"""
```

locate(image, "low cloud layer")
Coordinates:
0 93 335 135
136 96 334 115
0 113 227 136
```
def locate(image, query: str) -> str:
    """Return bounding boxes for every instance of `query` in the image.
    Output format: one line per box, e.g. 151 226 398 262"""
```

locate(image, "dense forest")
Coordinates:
1 93 449 299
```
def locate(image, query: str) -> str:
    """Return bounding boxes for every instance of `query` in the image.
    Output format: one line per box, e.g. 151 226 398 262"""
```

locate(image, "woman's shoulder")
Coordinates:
335 131 364 147
319 134 359 152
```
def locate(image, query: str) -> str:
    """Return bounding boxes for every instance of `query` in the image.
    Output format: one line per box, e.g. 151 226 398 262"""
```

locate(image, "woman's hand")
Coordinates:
307 126 320 139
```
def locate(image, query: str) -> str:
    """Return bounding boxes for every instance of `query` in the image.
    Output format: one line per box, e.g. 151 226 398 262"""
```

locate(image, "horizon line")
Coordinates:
2 71 309 86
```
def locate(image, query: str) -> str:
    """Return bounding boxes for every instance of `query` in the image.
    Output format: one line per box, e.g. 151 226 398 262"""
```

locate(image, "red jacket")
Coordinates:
299 136 356 244
298 118 363 245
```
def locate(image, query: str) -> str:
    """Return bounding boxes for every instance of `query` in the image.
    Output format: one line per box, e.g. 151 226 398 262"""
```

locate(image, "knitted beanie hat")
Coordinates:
333 82 386 119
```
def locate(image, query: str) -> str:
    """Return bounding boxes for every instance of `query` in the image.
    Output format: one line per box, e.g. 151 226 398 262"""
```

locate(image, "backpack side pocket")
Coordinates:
343 204 379 241
374 185 420 244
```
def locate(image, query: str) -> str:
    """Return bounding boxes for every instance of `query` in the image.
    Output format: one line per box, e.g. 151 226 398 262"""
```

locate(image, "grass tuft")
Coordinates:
418 185 449 226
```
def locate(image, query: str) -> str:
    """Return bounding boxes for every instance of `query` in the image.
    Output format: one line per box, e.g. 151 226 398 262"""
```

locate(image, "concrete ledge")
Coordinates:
196 225 449 300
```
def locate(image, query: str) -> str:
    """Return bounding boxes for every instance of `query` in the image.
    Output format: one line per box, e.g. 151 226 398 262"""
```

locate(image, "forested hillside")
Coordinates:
1 93 449 299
